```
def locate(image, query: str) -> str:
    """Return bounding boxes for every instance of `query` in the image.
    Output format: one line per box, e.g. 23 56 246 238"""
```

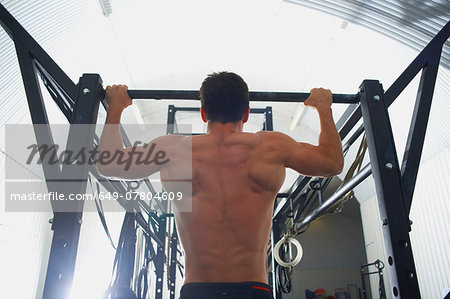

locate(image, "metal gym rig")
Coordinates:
1 4 449 299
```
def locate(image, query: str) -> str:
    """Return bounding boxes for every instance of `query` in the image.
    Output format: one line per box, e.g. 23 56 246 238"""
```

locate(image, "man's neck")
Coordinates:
206 121 243 135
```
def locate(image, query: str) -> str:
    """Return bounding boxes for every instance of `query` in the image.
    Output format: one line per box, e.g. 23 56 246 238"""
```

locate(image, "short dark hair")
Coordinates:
200 72 249 123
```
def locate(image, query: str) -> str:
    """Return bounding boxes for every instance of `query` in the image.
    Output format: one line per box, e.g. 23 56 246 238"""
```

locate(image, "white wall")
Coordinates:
360 148 450 299
409 148 450 299
284 199 367 299
0 154 53 299
360 194 393 299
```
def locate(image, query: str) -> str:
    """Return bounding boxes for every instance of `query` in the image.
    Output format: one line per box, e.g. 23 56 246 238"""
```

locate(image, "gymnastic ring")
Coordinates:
274 236 303 267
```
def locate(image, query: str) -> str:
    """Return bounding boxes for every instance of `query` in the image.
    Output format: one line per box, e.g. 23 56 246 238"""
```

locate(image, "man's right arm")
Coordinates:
274 88 344 177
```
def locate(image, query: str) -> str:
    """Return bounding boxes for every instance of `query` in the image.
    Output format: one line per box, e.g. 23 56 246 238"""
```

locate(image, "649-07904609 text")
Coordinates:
9 191 183 201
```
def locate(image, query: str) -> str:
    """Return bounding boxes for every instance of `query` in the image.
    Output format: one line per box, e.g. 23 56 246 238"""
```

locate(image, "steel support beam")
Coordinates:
167 105 177 135
384 21 449 107
14 42 62 193
295 164 371 231
401 53 441 214
168 227 178 299
42 74 102 299
35 61 75 121
154 215 167 299
264 106 273 131
359 80 420 298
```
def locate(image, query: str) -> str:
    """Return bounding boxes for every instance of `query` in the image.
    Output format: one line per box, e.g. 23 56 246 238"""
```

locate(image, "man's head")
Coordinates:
200 72 250 123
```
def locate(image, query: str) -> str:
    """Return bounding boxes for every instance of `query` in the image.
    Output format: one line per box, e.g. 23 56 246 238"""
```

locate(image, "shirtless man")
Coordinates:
97 72 344 299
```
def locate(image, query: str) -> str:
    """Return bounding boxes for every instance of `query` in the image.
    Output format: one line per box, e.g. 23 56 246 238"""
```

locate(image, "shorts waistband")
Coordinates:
181 281 272 296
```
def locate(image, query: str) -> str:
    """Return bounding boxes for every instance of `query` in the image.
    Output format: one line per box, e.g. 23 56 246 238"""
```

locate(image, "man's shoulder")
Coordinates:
255 130 291 142
152 134 191 150
249 131 295 154
156 134 189 142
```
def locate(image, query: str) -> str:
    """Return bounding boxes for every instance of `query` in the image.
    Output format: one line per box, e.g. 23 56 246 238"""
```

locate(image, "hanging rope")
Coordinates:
326 133 367 214
103 213 137 299
88 175 116 250
287 133 368 238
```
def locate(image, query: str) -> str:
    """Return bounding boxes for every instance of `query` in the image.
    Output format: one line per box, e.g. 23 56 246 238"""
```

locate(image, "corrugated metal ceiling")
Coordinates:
286 0 450 69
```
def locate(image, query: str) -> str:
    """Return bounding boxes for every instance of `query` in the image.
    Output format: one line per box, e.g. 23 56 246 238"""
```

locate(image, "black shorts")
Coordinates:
179 281 274 299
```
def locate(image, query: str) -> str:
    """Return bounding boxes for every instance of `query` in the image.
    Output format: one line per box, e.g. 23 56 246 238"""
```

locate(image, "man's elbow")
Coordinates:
329 154 344 176
96 163 116 178
330 161 344 176
322 155 344 177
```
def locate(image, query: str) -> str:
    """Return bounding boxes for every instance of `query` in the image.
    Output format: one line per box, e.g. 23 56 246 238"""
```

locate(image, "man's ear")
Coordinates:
201 108 208 123
242 107 250 123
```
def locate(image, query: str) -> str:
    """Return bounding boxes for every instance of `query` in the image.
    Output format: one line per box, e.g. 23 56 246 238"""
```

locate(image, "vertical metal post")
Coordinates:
359 80 420 298
264 106 273 131
42 74 102 299
271 218 282 299
264 105 279 298
168 226 178 299
154 215 167 299
151 104 177 299
360 265 367 299
167 105 176 135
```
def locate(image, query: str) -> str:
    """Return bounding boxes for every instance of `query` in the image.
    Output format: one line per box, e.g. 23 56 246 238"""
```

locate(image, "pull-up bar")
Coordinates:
110 90 360 103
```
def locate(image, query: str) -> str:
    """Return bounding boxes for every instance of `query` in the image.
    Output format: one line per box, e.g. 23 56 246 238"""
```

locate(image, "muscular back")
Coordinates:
99 86 343 285
162 130 286 284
